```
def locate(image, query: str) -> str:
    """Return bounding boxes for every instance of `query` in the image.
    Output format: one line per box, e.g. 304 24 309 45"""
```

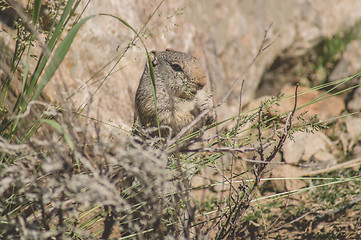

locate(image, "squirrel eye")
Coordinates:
171 64 183 72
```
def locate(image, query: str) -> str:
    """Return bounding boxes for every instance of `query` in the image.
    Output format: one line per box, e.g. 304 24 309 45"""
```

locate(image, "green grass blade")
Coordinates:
24 0 76 102
12 0 77 114
32 15 96 100
99 13 137 33
97 14 161 135
22 48 31 93
32 0 42 24
41 119 74 151
44 0 63 44
46 0 76 51
98 13 147 48
147 52 161 137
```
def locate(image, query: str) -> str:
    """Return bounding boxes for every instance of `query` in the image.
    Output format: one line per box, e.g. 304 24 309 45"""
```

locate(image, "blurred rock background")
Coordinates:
42 0 361 132
1 0 361 184
3 0 361 131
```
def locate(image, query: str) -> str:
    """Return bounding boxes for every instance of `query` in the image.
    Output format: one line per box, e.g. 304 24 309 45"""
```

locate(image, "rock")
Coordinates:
271 165 307 192
328 40 361 112
352 143 361 158
347 85 361 112
329 40 361 89
328 39 361 112
310 150 337 169
247 85 345 124
272 131 337 192
282 134 305 164
345 116 361 141
279 85 345 122
283 131 336 168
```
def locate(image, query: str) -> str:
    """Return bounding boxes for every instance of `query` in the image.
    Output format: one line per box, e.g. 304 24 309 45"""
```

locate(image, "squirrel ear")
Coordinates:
149 51 158 66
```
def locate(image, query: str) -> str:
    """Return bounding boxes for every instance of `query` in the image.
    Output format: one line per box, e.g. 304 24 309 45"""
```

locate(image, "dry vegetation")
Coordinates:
1 1 361 239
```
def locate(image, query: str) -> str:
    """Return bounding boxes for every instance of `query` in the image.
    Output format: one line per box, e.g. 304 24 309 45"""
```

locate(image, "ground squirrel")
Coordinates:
133 49 215 137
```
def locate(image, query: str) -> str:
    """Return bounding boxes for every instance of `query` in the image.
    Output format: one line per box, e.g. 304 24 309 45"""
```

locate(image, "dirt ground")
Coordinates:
238 171 361 239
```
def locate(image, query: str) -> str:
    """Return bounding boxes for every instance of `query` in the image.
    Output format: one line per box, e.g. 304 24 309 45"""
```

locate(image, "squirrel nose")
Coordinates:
196 76 207 89
196 82 204 90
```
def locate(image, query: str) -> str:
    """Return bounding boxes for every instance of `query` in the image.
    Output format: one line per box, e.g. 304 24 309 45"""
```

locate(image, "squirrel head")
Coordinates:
148 49 207 99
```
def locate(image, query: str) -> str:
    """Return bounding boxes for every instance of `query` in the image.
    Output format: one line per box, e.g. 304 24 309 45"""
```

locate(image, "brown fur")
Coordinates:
134 49 214 137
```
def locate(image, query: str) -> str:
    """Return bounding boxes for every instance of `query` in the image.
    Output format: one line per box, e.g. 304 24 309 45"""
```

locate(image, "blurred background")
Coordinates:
2 1 361 238
2 0 361 134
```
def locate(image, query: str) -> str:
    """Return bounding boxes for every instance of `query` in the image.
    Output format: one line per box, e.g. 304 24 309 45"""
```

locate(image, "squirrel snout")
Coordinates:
192 75 207 91
190 78 206 95
197 75 207 89
196 81 205 90
186 63 207 89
